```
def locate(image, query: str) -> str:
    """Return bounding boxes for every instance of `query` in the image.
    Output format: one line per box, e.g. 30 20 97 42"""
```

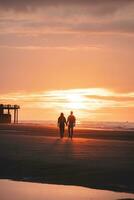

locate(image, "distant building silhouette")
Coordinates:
0 104 20 123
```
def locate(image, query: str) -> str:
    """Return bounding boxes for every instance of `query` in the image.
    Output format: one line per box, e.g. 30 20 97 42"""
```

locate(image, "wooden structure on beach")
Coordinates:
0 104 20 124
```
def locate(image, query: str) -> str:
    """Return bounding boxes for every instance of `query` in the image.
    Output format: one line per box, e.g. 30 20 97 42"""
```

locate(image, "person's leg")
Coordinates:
62 125 65 138
60 126 63 138
71 126 73 139
68 125 70 137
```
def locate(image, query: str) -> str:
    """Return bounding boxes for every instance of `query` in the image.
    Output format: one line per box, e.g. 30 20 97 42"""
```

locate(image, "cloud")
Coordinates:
0 0 134 16
0 88 134 111
1 88 134 121
1 18 134 33
0 0 134 39
0 44 101 51
71 19 134 34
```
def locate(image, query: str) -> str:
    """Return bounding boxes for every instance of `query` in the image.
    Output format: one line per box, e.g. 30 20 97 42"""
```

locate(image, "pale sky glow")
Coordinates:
0 0 134 121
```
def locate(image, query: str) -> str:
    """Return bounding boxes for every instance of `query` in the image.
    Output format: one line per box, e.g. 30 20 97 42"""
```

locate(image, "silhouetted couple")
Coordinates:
58 111 76 139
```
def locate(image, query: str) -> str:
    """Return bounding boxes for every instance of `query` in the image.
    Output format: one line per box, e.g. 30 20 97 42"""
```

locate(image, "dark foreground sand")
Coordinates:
0 124 134 193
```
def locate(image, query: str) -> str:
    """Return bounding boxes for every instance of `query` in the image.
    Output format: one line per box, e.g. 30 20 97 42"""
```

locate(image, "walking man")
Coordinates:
58 113 67 138
67 111 76 139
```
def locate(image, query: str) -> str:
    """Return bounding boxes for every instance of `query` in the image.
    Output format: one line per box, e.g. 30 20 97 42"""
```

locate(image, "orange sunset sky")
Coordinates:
0 0 134 121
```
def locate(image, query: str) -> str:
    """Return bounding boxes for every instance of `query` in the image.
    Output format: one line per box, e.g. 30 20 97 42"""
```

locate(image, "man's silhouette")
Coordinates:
58 113 67 138
67 111 76 139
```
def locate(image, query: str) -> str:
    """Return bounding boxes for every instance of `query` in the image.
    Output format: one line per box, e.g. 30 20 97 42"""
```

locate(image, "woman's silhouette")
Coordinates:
57 113 67 138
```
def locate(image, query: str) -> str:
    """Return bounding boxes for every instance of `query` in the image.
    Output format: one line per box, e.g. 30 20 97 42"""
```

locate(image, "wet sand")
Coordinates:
0 124 134 193
1 179 134 200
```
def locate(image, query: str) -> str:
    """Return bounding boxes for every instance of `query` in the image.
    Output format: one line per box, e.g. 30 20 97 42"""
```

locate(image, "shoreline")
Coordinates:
0 123 134 141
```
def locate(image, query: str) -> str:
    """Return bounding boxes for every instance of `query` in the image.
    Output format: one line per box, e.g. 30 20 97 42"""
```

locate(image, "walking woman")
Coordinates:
57 113 67 138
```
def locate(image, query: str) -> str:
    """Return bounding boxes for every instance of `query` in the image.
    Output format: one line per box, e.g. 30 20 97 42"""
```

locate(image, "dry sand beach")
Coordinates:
0 124 134 193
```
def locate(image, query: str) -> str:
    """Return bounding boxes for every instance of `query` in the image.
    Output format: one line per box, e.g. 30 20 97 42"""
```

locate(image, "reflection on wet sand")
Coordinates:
0 180 134 200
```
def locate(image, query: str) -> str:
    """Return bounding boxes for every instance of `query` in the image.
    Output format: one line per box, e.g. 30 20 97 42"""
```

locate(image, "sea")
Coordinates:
20 120 134 131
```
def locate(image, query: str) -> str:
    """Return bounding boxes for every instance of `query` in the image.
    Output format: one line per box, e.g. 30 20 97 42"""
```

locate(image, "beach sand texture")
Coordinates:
0 124 134 193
